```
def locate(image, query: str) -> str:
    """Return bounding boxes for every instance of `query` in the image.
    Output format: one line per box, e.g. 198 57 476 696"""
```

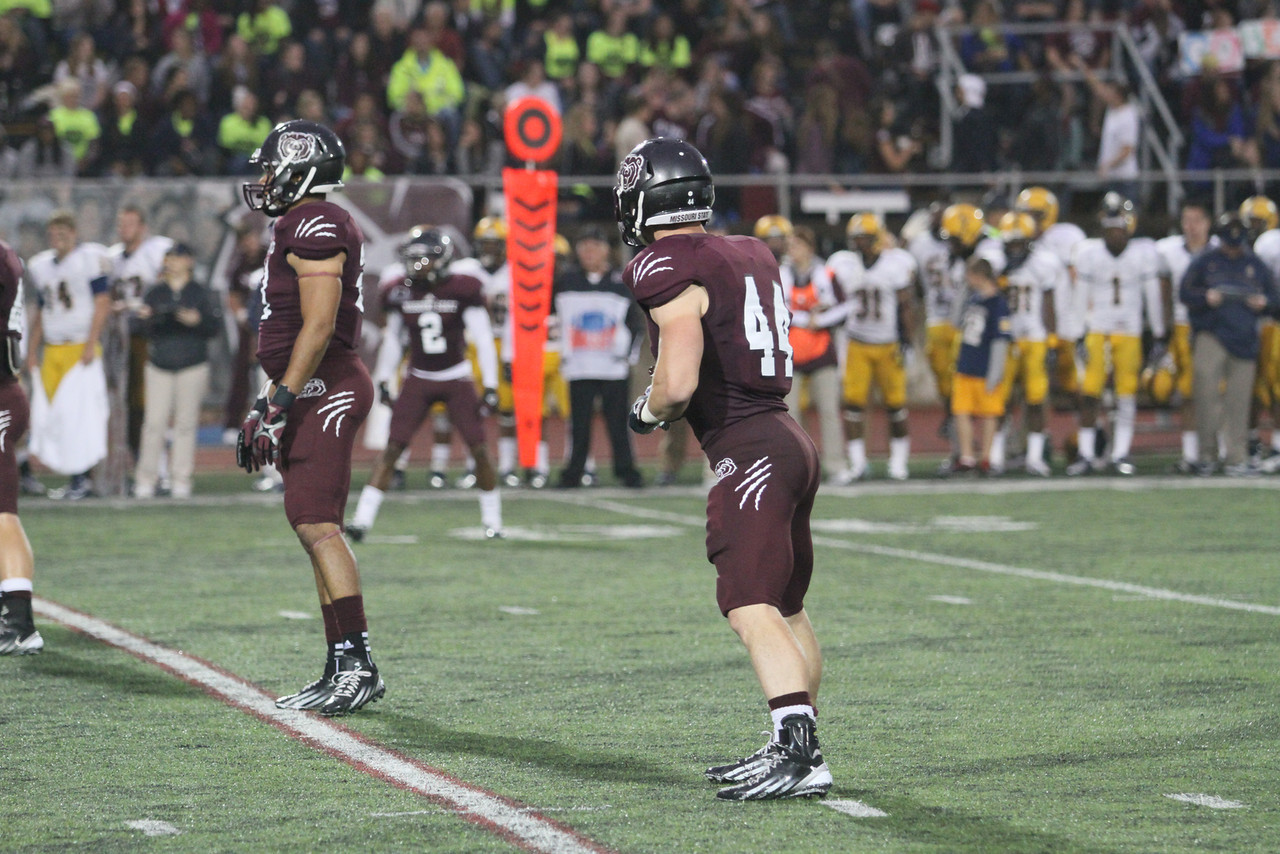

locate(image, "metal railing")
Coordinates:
931 20 1185 214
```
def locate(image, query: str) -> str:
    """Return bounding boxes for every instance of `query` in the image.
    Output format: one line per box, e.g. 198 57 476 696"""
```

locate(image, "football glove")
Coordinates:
252 385 296 468
378 381 395 408
236 397 267 473
629 386 669 435
479 388 500 416
1145 338 1169 373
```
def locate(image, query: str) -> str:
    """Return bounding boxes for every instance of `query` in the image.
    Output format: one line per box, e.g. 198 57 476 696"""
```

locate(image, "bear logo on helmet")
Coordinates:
278 131 317 165
617 153 645 192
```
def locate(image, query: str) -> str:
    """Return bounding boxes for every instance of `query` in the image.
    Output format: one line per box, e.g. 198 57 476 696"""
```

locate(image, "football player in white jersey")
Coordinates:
995 212 1063 475
24 209 113 499
1241 195 1280 468
1155 200 1213 472
1016 187 1087 405
109 204 173 463
1066 193 1164 475
829 213 918 481
907 203 958 418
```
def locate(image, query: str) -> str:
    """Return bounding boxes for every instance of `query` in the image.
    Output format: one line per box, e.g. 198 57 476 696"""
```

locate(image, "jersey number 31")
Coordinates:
743 275 793 378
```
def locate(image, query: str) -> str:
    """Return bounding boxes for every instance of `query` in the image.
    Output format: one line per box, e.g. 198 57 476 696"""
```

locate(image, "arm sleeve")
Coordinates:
1179 257 1207 311
372 310 404 385
463 305 498 389
1142 252 1166 338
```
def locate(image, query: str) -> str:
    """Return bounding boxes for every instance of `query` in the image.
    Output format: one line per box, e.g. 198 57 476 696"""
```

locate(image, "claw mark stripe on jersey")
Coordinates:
634 254 674 283
0 409 10 452
296 214 338 241
734 456 772 510
319 391 356 436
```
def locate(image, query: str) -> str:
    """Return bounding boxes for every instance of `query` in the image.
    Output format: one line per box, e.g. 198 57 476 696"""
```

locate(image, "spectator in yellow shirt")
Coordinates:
387 26 465 142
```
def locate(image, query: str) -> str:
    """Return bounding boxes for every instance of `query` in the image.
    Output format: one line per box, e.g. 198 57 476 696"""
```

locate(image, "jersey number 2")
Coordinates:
418 312 447 354
743 276 793 378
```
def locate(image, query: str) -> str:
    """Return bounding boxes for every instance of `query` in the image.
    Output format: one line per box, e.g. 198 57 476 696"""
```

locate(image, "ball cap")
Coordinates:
1217 214 1248 247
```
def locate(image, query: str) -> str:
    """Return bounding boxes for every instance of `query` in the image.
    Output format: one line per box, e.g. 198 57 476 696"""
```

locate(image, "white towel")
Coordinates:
29 361 109 475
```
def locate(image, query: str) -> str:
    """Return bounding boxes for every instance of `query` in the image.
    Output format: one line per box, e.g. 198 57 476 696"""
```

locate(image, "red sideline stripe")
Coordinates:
33 597 616 854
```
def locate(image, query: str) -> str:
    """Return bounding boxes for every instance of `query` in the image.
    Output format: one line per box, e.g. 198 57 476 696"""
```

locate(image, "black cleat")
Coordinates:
389 469 407 491
0 625 44 655
706 734 775 783
19 473 46 496
715 715 832 801
318 656 385 717
275 673 336 710
428 470 448 489
346 524 366 544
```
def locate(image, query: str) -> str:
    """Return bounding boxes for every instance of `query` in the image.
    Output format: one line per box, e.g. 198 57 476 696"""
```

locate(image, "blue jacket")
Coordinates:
1180 247 1278 359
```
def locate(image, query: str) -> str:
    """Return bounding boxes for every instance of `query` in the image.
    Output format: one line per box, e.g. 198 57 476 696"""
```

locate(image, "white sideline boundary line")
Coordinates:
550 496 1280 617
33 598 614 854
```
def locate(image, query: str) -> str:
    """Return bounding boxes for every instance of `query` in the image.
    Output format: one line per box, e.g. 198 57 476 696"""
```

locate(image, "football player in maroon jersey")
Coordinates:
0 238 41 655
348 226 503 539
236 120 383 716
618 138 832 800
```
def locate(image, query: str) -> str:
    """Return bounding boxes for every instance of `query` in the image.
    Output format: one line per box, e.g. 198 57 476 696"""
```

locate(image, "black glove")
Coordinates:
236 397 267 473
629 387 669 435
479 388 500 416
1146 338 1169 371
378 381 395 408
252 385 295 468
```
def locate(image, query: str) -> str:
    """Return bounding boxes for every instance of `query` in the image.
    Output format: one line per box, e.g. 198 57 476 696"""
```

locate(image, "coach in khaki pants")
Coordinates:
134 244 220 498
1181 215 1279 475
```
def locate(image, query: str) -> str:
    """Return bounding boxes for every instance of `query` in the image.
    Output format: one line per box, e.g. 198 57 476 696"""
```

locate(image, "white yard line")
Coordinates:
550 496 1280 617
824 799 889 818
1164 794 1247 809
33 599 615 854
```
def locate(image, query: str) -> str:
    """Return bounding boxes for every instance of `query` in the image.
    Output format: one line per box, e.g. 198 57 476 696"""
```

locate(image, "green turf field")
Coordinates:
3 477 1279 853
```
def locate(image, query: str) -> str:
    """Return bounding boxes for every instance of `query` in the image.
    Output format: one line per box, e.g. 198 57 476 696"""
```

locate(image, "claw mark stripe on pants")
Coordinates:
33 598 616 854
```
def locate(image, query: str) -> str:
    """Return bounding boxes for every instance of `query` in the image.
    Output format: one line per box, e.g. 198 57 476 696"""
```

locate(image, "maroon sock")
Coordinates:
331 595 367 635
321 603 341 645
768 691 812 711
331 595 372 663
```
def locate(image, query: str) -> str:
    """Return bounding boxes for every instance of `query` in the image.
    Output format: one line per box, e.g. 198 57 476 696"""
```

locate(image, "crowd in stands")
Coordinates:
0 1 1274 217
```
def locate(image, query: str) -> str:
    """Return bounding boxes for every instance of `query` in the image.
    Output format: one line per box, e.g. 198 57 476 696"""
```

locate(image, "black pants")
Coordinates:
561 378 640 485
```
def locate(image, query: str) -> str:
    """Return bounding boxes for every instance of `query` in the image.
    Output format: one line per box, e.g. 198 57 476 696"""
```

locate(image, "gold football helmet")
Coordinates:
939 203 985 249
753 214 794 240
997 211 1037 243
1014 186 1059 232
473 216 507 271
1239 195 1278 236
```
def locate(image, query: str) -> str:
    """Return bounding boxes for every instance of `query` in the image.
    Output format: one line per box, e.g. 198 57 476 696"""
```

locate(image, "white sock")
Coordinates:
889 436 909 470
847 438 866 471
1026 432 1045 466
498 437 517 473
0 578 33 594
352 485 384 530
1182 430 1199 462
395 446 412 472
1112 396 1136 461
1078 427 1096 460
770 704 816 742
479 489 502 530
989 429 1006 468
535 441 548 474
430 442 451 471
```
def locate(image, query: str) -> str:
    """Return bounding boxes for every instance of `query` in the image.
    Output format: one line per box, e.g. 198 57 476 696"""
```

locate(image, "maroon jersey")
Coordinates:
384 272 486 373
256 200 365 378
0 239 24 381
624 233 792 445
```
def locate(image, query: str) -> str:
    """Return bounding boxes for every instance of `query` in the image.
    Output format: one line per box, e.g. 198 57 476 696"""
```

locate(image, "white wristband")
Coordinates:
640 400 662 425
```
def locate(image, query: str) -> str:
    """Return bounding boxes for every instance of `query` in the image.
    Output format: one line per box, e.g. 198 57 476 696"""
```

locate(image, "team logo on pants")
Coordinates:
299 378 328 399
734 457 773 510
319 391 356 437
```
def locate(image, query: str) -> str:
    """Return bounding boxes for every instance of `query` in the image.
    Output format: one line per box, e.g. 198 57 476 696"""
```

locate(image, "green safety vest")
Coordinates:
236 7 291 55
586 31 637 78
638 35 691 71
218 113 272 155
544 31 580 80
49 105 100 160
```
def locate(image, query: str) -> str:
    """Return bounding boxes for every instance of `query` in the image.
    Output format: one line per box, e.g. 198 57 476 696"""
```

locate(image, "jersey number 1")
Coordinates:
743 276 793 378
